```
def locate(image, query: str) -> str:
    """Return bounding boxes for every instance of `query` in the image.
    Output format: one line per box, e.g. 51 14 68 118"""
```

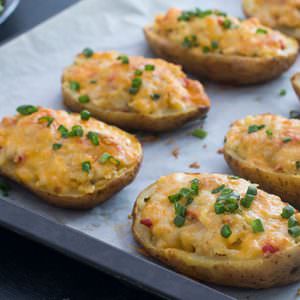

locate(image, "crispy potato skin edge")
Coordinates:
62 89 209 132
1 144 143 210
291 73 300 99
144 26 298 85
224 149 300 208
132 173 300 288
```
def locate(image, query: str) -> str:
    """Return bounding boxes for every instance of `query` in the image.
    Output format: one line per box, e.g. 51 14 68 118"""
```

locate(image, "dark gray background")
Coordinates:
0 1 161 299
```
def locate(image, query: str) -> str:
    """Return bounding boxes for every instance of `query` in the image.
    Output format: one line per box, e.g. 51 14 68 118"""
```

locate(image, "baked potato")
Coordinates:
0 106 142 209
62 50 210 132
132 172 300 288
243 0 300 42
144 8 298 85
224 113 300 207
291 72 300 98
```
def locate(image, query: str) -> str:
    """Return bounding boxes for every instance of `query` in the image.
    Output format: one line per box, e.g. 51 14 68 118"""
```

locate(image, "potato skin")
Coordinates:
144 26 298 85
291 73 300 99
132 175 300 288
63 88 209 132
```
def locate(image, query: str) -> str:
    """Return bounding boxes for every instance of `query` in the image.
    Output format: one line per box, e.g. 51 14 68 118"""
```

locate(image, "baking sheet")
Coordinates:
1 0 300 299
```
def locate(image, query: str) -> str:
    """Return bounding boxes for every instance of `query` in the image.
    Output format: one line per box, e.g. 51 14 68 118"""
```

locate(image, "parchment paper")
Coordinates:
1 0 300 299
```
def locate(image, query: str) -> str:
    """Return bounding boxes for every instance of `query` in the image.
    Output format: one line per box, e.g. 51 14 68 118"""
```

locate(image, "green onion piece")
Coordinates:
174 215 185 227
87 131 99 146
182 35 198 48
117 55 129 64
82 161 91 173
222 19 232 29
174 202 186 217
190 178 199 195
129 77 142 95
82 48 94 58
289 110 300 119
281 204 295 219
52 143 62 151
248 124 265 134
99 152 120 165
38 116 54 127
151 94 160 100
69 81 80 91
168 193 181 203
241 194 255 208
78 95 90 103
288 216 298 228
211 184 225 194
288 226 300 238
144 64 155 71
17 105 38 116
192 128 207 139
220 224 232 238
80 110 91 120
202 46 210 53
211 41 219 49
90 80 97 84
215 202 225 214
135 69 143 76
69 125 84 137
0 180 11 197
279 89 286 96
228 175 239 179
296 161 300 170
266 129 273 137
282 137 292 143
58 125 69 138
251 219 264 233
256 28 268 34
247 184 257 196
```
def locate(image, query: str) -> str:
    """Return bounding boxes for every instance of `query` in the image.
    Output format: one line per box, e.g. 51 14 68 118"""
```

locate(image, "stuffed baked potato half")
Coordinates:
224 113 300 207
132 173 300 288
243 0 300 42
0 106 142 209
62 50 210 132
291 72 300 99
144 8 298 85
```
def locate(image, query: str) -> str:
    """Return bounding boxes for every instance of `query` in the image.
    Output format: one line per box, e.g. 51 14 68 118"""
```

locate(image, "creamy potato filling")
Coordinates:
62 51 209 116
225 114 300 175
153 8 292 57
139 173 298 259
0 107 141 196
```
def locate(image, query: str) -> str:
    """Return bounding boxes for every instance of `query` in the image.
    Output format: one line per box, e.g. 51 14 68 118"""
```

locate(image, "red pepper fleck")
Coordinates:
14 154 25 164
140 218 152 228
279 40 286 50
218 18 224 26
262 244 279 254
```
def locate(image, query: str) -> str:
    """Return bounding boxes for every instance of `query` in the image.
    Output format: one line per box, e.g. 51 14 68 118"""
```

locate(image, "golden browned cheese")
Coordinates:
225 114 300 175
244 0 300 28
0 107 141 196
137 173 298 259
153 8 295 57
62 51 209 116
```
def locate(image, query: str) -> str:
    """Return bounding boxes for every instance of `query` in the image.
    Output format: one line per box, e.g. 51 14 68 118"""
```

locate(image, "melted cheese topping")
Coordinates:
245 0 300 28
225 114 300 175
0 107 141 196
139 173 297 259
62 51 209 116
153 8 294 57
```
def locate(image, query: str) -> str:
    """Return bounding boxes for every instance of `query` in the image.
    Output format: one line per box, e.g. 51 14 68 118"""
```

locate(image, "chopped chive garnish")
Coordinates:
144 64 155 71
222 19 232 29
288 226 300 238
129 77 142 95
191 178 199 195
82 161 91 173
214 187 240 214
266 129 273 137
82 48 94 58
296 161 300 170
289 110 300 119
58 125 69 138
78 95 90 103
168 193 181 203
202 46 210 53
281 204 295 219
211 184 225 194
70 81 80 91
182 35 198 48
220 224 232 238
211 41 219 49
52 143 62 151
288 216 298 228
251 219 264 233
256 28 268 34
279 89 286 96
38 116 54 127
192 128 207 139
69 125 83 137
241 184 257 208
247 184 257 196
151 94 160 100
135 69 143 76
248 124 265 134
282 137 292 143
80 110 91 120
99 152 120 165
17 105 38 116
87 131 99 146
117 55 129 64
174 215 185 227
